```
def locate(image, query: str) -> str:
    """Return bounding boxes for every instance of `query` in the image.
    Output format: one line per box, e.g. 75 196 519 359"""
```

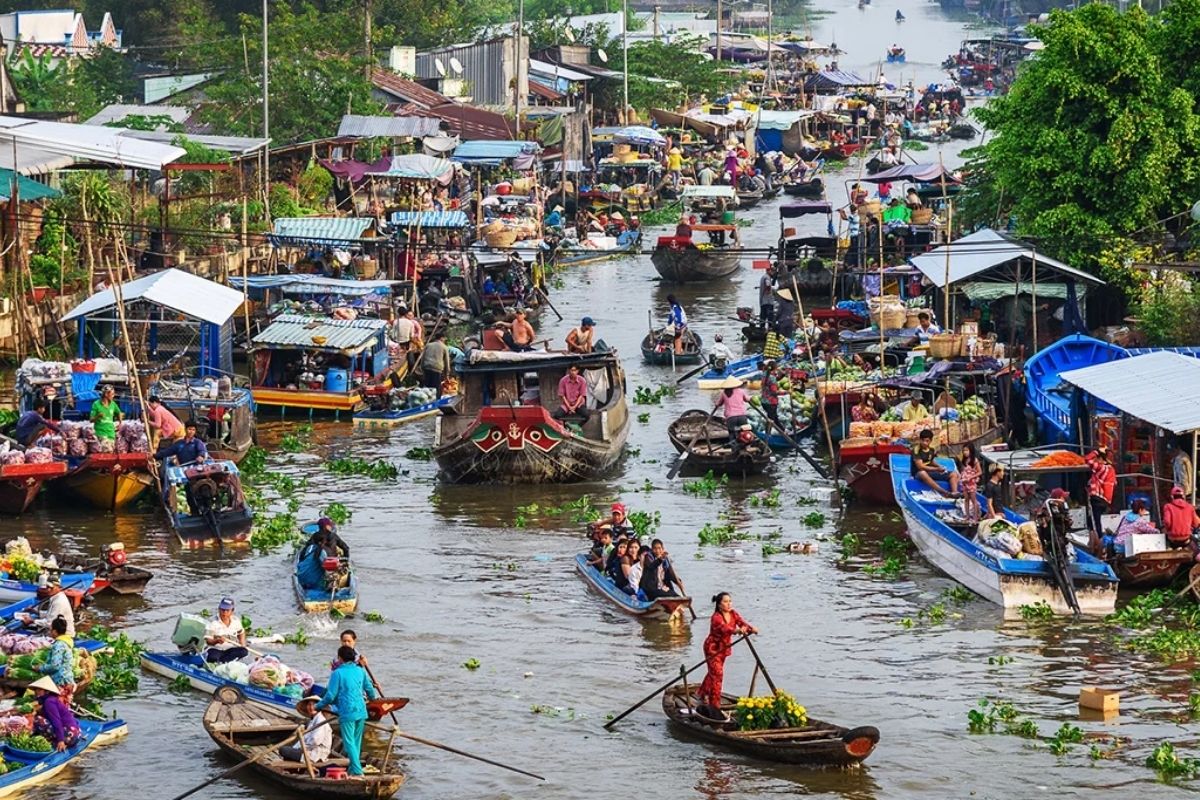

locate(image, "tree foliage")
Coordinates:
969 3 1200 282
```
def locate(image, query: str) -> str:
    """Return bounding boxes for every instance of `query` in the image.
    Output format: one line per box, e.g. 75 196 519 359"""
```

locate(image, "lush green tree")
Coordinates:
971 4 1200 280
626 36 739 111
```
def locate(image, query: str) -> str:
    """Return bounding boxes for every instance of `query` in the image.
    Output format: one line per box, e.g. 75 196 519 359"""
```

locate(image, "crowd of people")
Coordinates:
585 504 688 602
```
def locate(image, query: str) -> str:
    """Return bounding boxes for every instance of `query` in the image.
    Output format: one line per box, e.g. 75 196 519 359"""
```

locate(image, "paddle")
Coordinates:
675 357 715 385
385 727 545 781
743 636 778 695
534 286 563 321
604 634 750 729
667 409 720 480
747 404 830 480
362 659 401 725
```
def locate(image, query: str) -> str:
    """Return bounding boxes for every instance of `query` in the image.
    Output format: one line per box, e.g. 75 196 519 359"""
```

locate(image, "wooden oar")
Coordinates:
675 357 715 385
363 660 401 725
743 636 778 695
667 409 719 480
604 634 750 729
534 286 563 321
385 728 545 781
169 718 330 800
748 404 830 479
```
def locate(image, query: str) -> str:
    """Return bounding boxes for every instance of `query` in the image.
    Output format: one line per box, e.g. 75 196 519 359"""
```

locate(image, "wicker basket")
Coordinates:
905 310 923 328
485 229 518 249
858 200 882 218
613 143 632 155
911 207 933 225
928 333 962 359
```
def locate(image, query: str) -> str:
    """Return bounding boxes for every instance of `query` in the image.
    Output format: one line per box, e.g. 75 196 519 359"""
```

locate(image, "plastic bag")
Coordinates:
248 656 287 688
23 448 53 464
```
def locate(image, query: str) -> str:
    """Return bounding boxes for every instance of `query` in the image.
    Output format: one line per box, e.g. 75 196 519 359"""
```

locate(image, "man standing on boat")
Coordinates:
316 645 379 776
420 331 453 390
90 385 122 442
1085 446 1116 552
666 295 689 356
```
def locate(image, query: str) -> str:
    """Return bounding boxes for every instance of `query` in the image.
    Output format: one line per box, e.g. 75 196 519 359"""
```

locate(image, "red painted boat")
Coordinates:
838 440 911 505
0 462 67 514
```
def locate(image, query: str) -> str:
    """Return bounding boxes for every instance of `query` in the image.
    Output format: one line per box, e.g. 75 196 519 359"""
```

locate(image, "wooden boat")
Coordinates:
555 229 641 267
736 188 764 208
652 236 742 283
433 350 630 483
1112 548 1192 588
203 690 405 799
641 329 704 366
141 650 328 711
163 461 255 547
54 544 153 595
0 718 126 797
51 453 154 511
782 178 826 199
886 47 906 62
890 453 1118 614
353 394 455 430
573 554 692 620
149 378 256 463
0 462 66 515
662 686 879 767
293 526 359 614
819 142 863 160
667 409 772 476
838 440 911 505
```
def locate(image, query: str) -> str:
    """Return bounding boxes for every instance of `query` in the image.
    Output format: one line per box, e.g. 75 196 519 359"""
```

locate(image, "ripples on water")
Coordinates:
6 5 1199 798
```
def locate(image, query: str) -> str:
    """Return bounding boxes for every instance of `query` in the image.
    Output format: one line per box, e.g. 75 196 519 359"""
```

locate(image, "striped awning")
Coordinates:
389 210 471 229
270 217 376 247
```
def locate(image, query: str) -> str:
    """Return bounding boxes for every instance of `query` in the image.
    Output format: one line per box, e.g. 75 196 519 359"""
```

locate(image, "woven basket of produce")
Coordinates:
510 177 532 193
911 207 933 225
858 200 882 218
485 229 518 249
928 333 962 359
905 311 923 328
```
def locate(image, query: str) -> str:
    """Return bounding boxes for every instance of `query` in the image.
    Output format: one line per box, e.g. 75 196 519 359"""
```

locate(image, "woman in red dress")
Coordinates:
697 592 758 720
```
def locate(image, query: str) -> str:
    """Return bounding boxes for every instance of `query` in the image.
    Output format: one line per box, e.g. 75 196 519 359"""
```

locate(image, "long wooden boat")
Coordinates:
652 233 742 283
662 686 879 766
1112 548 1193 589
163 461 255 547
890 453 1118 614
150 381 256 463
555 229 641 267
293 532 359 614
641 329 704 366
140 651 327 711
668 409 772 477
433 350 629 483
55 554 153 595
0 462 66 515
0 718 126 797
51 453 154 511
203 691 404 799
736 188 764 208
782 178 826 198
573 554 692 620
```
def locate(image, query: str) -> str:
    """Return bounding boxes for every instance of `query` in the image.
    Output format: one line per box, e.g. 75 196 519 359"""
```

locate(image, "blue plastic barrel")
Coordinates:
324 368 350 392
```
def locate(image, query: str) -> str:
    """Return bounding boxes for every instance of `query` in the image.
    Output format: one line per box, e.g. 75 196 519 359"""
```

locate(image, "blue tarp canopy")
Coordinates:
270 217 377 247
0 169 59 201
389 210 471 229
451 140 540 165
364 154 454 181
228 274 402 298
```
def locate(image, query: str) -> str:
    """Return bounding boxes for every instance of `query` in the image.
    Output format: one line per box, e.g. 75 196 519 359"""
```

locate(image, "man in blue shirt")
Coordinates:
14 402 59 446
156 421 208 465
315 644 379 775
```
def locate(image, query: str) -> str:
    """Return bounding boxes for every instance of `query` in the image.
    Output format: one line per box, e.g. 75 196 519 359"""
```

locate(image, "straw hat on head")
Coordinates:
720 376 744 390
669 147 681 154
295 695 321 713
29 676 58 694
775 288 795 302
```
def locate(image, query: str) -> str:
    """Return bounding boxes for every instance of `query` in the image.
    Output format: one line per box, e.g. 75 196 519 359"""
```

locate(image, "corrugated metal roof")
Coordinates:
1061 352 1200 434
252 313 387 354
123 130 269 156
529 59 593 82
337 114 442 139
61 268 243 326
228 275 401 296
370 70 449 109
390 210 471 229
425 103 515 140
0 115 186 174
908 228 1102 289
85 104 192 128
270 217 376 246
452 140 539 162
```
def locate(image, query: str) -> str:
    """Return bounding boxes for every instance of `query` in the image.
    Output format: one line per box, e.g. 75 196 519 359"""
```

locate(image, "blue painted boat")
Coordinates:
573 554 692 620
293 523 358 614
0 572 94 606
697 355 763 390
0 718 125 796
139 651 326 711
556 229 641 267
889 454 1117 614
1024 334 1128 442
353 394 455 430
162 461 255 548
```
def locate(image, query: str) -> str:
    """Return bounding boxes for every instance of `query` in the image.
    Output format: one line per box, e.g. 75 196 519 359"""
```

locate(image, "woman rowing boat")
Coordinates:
697 592 758 722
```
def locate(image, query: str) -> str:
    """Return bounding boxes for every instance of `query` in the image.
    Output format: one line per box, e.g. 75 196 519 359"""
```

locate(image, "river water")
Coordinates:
6 4 1199 799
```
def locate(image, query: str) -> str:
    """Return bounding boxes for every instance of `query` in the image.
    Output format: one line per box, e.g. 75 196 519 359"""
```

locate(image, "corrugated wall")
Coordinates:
416 36 527 108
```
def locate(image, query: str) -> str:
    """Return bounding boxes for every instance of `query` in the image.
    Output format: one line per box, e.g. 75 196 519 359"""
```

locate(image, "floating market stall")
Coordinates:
268 217 382 279
389 210 474 317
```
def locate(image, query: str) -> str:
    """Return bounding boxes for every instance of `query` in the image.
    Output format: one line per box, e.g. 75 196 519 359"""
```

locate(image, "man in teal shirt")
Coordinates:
315 645 378 775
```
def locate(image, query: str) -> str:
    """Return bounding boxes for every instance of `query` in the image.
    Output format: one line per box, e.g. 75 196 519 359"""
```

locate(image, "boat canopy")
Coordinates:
780 200 833 217
228 275 402 297
1061 352 1200 435
681 185 737 200
62 268 243 327
251 313 388 355
270 217 376 247
461 349 618 374
858 163 959 185
908 228 1102 288
389 210 472 229
365 153 454 182
613 125 667 147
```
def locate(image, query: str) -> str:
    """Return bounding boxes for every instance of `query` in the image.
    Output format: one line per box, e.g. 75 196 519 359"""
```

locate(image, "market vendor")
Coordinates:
13 401 60 447
145 395 183 451
16 573 75 638
29 676 80 753
89 385 123 442
914 311 941 342
911 428 960 497
903 390 930 422
204 596 248 664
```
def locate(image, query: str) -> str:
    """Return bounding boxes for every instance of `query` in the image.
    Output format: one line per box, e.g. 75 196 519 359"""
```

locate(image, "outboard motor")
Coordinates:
1035 498 1080 615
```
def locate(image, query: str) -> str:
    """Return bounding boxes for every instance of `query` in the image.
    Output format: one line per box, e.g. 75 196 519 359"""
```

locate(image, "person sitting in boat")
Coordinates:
625 541 645 597
29 676 80 753
588 527 614 570
599 502 632 538
297 519 350 592
16 573 75 638
204 596 248 664
698 592 758 722
713 377 751 437
914 311 941 342
315 645 378 777
157 421 209 466
639 539 687 601
605 538 630 589
500 309 536 352
879 145 901 168
709 334 734 369
911 428 960 497
13 400 60 447
545 205 565 230
1113 499 1158 557
883 197 911 226
697 163 717 186
566 317 596 354
1162 485 1200 549
279 694 333 765
674 215 693 239
851 393 880 423
906 187 924 209
903 390 930 422
553 363 590 423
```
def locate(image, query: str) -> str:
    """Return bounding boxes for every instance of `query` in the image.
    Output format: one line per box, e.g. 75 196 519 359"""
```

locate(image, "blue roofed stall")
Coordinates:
450 140 540 167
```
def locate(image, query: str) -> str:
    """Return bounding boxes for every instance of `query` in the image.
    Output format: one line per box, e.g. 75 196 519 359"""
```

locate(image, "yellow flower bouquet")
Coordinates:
732 690 808 731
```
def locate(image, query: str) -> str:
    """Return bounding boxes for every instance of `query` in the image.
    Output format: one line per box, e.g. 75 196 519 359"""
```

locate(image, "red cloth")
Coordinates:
698 609 749 708
1162 498 1200 542
1086 452 1116 504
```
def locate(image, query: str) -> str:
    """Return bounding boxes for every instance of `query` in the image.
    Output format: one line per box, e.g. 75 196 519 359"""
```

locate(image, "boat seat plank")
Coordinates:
727 728 841 741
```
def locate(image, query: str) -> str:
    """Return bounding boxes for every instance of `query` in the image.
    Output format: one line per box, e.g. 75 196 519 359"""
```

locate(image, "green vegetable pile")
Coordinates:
958 396 987 422
7 732 51 753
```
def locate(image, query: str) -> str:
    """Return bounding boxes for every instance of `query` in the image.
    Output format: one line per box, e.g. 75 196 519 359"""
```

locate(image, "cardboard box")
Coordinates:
1079 687 1119 713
